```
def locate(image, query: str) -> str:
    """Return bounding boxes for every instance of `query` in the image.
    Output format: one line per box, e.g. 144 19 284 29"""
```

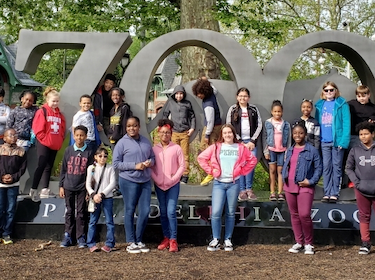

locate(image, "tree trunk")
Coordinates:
180 0 220 83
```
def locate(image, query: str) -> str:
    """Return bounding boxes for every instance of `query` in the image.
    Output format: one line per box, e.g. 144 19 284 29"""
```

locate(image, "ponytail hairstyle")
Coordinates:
43 86 60 102
271 100 283 111
291 119 307 134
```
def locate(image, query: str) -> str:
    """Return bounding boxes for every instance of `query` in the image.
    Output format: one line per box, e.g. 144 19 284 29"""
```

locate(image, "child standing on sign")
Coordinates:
6 89 38 151
315 81 350 203
293 99 320 150
60 125 94 248
283 121 322 255
30 87 66 202
263 100 291 201
192 78 222 186
345 122 375 254
226 87 262 201
162 85 195 184
0 129 27 244
107 87 132 147
86 147 116 253
72 95 100 151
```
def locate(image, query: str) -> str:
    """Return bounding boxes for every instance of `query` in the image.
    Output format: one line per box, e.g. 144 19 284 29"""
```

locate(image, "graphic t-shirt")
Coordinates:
269 119 286 152
240 106 251 140
217 143 239 182
321 100 335 143
72 111 95 141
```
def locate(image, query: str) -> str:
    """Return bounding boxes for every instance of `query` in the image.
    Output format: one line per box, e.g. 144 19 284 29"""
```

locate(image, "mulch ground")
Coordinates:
0 240 374 279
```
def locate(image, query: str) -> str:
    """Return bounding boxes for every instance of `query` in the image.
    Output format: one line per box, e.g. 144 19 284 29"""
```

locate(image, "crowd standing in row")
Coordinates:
0 78 374 256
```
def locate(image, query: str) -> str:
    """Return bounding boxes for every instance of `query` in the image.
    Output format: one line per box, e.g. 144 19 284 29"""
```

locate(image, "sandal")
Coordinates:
277 193 285 201
329 196 338 203
321 196 329 203
269 193 277 201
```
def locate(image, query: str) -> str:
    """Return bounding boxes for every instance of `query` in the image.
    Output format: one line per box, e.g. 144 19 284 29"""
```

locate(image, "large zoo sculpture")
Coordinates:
15 29 375 191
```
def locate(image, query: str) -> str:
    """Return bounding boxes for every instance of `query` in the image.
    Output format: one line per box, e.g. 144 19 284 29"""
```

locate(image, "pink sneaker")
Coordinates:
101 245 112 253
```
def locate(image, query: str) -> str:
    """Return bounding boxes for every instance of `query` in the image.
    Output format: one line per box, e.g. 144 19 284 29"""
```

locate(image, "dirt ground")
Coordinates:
0 239 374 280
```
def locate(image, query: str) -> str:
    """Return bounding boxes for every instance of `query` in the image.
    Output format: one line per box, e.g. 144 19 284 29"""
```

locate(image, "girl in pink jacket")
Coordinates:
198 124 257 251
151 119 185 252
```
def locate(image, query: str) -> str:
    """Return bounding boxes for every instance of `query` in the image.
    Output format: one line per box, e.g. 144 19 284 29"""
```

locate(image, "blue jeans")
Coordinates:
240 141 257 191
211 180 240 240
155 183 180 240
0 186 19 236
87 198 115 248
119 177 151 243
321 142 344 197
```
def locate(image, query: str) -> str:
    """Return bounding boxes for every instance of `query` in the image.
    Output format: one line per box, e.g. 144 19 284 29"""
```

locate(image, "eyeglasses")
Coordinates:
159 131 171 135
323 88 335 93
98 155 108 158
237 95 249 98
6 134 18 138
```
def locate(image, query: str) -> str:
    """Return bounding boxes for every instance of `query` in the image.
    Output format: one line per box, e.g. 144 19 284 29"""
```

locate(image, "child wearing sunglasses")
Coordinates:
86 147 117 253
293 99 320 150
315 81 350 203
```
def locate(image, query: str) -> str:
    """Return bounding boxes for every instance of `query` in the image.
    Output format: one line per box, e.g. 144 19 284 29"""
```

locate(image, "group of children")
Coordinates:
1 77 375 256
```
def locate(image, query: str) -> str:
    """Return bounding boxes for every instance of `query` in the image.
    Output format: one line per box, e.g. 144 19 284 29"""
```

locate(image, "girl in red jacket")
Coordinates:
29 87 66 202
197 124 257 251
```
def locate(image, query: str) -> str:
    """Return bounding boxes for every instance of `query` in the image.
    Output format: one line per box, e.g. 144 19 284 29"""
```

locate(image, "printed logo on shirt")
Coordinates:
220 149 239 156
67 156 88 175
321 112 333 126
47 116 62 134
359 156 375 166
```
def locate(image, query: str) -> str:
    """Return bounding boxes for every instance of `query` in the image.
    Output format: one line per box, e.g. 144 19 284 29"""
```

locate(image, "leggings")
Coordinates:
31 140 58 190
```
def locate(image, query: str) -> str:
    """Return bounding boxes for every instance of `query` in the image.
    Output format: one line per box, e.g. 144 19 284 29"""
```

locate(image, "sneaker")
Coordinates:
224 239 233 252
180 175 189 184
207 238 220 252
169 239 178 252
288 243 303 253
278 193 285 201
137 242 150 253
60 232 72 247
158 237 170 250
246 189 257 201
238 190 248 202
112 189 122 197
269 193 277 201
29 189 40 202
2 235 13 245
40 188 56 198
348 182 355 188
126 242 141 254
304 244 314 255
77 235 86 248
89 245 100 253
200 174 214 186
359 242 371 255
101 245 112 253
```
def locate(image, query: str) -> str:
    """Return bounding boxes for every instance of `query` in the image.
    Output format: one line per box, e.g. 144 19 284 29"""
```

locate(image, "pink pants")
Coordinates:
285 191 314 245
355 188 375 242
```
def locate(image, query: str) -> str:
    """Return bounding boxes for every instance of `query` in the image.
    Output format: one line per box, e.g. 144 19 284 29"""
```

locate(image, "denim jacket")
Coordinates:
262 118 291 156
282 142 322 186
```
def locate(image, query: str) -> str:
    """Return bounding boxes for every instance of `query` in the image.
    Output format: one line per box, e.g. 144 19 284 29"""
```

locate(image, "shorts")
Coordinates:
268 151 285 166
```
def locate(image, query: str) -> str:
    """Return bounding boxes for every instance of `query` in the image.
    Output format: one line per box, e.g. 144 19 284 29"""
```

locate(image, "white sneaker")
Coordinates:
224 239 233 252
207 238 220 252
126 242 141 254
137 242 150 253
304 244 314 255
40 188 56 198
29 189 40 202
288 243 303 253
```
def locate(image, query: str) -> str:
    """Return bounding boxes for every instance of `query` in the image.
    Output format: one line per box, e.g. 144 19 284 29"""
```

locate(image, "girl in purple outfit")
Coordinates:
282 121 322 255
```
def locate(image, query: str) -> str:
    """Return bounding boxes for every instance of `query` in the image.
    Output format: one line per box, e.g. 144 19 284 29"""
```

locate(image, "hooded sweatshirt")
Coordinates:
32 104 66 150
346 141 375 197
162 85 196 133
151 142 185 191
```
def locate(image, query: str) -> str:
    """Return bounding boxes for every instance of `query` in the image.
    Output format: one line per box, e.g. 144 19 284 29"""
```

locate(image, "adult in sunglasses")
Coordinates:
315 81 350 203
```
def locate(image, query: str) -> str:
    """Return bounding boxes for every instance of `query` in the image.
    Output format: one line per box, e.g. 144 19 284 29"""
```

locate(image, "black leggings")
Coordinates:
31 140 58 190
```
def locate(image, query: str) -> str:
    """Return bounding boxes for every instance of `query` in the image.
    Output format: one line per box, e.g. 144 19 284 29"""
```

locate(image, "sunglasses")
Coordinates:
97 155 108 158
323 88 335 93
302 98 313 103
